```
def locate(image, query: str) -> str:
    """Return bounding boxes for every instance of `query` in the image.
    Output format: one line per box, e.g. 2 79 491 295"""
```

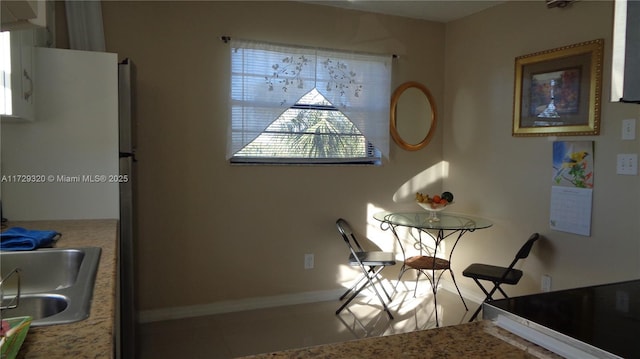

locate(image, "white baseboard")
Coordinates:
439 279 485 304
138 288 346 323
138 281 484 324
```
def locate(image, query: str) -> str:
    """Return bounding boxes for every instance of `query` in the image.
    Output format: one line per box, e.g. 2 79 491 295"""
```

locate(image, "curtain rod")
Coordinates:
219 36 398 59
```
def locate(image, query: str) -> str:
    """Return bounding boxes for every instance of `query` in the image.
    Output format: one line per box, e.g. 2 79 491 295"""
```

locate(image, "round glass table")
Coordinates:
373 211 493 326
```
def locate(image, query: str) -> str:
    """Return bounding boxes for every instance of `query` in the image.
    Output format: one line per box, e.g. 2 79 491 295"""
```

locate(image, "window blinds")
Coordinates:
228 39 392 159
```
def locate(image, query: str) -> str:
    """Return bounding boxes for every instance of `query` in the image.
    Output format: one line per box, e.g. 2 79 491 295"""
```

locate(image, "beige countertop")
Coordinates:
4 219 118 359
239 320 563 359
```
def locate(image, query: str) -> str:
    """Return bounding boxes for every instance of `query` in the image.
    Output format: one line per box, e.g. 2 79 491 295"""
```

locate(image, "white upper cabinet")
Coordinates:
1 0 51 121
612 0 640 103
1 0 49 31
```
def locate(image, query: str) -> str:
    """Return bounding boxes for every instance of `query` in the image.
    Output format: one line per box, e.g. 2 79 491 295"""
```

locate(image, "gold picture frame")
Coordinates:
512 39 603 137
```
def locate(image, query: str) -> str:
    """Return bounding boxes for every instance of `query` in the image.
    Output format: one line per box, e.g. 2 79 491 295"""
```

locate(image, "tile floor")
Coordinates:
138 283 481 359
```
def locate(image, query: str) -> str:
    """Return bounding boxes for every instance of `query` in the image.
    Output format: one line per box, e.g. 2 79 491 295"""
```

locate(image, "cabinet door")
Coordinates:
1 0 50 31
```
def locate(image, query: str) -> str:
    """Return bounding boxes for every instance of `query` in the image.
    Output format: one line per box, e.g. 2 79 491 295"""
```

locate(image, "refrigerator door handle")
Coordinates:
119 152 137 162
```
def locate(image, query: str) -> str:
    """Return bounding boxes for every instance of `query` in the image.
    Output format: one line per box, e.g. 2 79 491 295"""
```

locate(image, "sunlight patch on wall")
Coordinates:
337 264 360 285
392 161 449 203
366 203 398 254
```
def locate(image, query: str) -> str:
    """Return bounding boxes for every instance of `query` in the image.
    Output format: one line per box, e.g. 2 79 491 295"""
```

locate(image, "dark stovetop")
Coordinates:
487 279 640 358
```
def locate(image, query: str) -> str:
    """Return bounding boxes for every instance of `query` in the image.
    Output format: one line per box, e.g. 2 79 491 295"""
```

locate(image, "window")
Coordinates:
233 89 380 163
1 29 36 122
228 39 392 165
1 31 12 115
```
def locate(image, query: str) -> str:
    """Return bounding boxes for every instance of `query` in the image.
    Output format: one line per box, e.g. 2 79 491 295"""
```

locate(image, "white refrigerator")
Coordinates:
1 47 137 358
1 47 119 219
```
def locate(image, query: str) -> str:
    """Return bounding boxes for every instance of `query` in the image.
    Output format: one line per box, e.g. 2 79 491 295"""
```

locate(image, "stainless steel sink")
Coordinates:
1 294 69 320
0 247 101 326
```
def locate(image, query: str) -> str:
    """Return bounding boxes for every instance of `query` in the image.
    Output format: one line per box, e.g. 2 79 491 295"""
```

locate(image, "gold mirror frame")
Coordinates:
390 81 438 151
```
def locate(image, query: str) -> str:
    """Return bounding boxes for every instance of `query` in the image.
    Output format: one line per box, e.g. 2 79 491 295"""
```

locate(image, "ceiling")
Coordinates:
303 0 507 23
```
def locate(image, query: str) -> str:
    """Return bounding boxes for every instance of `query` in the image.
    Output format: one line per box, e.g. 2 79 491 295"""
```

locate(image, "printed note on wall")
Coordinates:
550 141 594 236
550 186 592 236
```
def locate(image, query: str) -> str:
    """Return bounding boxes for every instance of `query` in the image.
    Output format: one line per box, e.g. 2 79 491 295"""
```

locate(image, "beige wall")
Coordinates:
50 0 638 315
445 1 640 293
98 1 447 312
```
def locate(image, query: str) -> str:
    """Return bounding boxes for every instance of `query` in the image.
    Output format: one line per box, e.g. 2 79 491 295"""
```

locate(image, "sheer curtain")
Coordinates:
65 0 106 52
228 39 392 159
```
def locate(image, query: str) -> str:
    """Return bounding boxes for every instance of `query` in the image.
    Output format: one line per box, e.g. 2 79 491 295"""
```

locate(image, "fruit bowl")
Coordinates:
415 191 455 222
417 201 451 212
417 201 452 221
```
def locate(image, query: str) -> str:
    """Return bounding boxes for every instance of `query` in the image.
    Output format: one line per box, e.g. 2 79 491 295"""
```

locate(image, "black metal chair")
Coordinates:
462 232 540 322
336 218 396 320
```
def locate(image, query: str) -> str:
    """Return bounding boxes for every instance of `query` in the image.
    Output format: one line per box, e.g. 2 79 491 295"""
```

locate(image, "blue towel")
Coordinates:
0 227 60 251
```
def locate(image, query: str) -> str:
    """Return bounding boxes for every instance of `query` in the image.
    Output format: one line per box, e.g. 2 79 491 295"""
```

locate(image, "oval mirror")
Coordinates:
390 81 437 151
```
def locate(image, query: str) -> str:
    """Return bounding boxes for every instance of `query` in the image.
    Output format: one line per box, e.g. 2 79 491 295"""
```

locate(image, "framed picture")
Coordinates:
512 39 604 136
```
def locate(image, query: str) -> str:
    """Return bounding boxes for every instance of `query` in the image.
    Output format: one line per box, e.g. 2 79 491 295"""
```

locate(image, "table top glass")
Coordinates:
373 211 493 230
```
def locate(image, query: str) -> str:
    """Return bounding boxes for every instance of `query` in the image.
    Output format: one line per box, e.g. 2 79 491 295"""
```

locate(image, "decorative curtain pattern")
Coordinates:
228 39 392 159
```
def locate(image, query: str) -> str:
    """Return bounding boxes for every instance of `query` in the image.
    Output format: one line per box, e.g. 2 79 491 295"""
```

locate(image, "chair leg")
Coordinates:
368 279 394 320
339 266 378 300
468 280 510 322
340 274 367 300
368 266 393 302
496 285 509 299
468 279 492 322
364 266 394 319
336 280 368 315
377 276 393 302
474 278 492 297
337 267 394 320
486 281 506 301
337 271 380 315
469 304 483 322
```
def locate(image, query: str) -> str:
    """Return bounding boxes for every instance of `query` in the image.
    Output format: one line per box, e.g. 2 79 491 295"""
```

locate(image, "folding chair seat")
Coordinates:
335 218 396 320
463 233 540 322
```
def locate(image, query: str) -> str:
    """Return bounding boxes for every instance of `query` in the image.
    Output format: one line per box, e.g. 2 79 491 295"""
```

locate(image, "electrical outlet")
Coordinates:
541 274 552 292
304 253 314 269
